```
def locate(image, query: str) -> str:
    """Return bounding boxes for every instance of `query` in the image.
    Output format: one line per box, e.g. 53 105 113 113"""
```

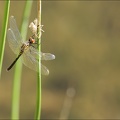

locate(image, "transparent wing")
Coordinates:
9 16 23 45
22 46 49 75
7 29 22 54
26 46 55 60
41 64 49 75
41 52 55 60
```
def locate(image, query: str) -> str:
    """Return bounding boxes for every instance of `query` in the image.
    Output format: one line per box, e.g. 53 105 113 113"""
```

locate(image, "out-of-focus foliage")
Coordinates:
1 1 120 119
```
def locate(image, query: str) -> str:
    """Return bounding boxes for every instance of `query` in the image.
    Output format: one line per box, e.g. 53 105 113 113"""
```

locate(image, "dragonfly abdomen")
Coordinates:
7 52 23 71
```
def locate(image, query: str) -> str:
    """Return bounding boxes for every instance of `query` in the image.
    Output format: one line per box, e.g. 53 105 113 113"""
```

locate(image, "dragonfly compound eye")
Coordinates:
29 37 35 44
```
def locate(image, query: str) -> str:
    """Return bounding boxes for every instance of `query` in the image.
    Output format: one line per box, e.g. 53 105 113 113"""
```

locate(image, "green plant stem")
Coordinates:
11 0 33 119
0 0 10 78
35 0 42 119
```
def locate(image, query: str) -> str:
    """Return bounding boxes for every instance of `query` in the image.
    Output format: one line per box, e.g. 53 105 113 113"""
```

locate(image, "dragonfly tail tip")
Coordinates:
6 68 9 72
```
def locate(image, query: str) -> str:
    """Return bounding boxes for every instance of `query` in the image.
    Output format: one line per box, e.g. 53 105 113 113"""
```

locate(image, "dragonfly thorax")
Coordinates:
20 43 29 52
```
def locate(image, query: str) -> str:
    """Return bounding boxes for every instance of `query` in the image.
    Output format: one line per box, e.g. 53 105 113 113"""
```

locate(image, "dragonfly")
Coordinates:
7 16 55 75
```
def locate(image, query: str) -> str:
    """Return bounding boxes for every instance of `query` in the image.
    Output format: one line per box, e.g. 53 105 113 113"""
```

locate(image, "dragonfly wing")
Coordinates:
24 46 55 61
41 64 49 75
41 52 55 60
9 16 23 45
22 47 38 71
7 29 22 54
22 46 49 75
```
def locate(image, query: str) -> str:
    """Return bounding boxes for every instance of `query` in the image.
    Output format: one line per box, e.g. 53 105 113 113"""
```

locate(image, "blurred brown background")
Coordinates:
1 1 120 119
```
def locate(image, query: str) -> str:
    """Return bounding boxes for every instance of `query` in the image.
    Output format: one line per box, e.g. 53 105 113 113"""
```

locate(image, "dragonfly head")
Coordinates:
29 37 35 44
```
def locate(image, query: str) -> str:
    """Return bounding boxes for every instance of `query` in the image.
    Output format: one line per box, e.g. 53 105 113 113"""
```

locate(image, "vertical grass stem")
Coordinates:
11 1 33 119
0 0 10 78
35 0 42 119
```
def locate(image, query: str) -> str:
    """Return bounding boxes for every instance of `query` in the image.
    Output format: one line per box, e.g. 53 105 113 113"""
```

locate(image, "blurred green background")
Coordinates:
1 1 120 119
